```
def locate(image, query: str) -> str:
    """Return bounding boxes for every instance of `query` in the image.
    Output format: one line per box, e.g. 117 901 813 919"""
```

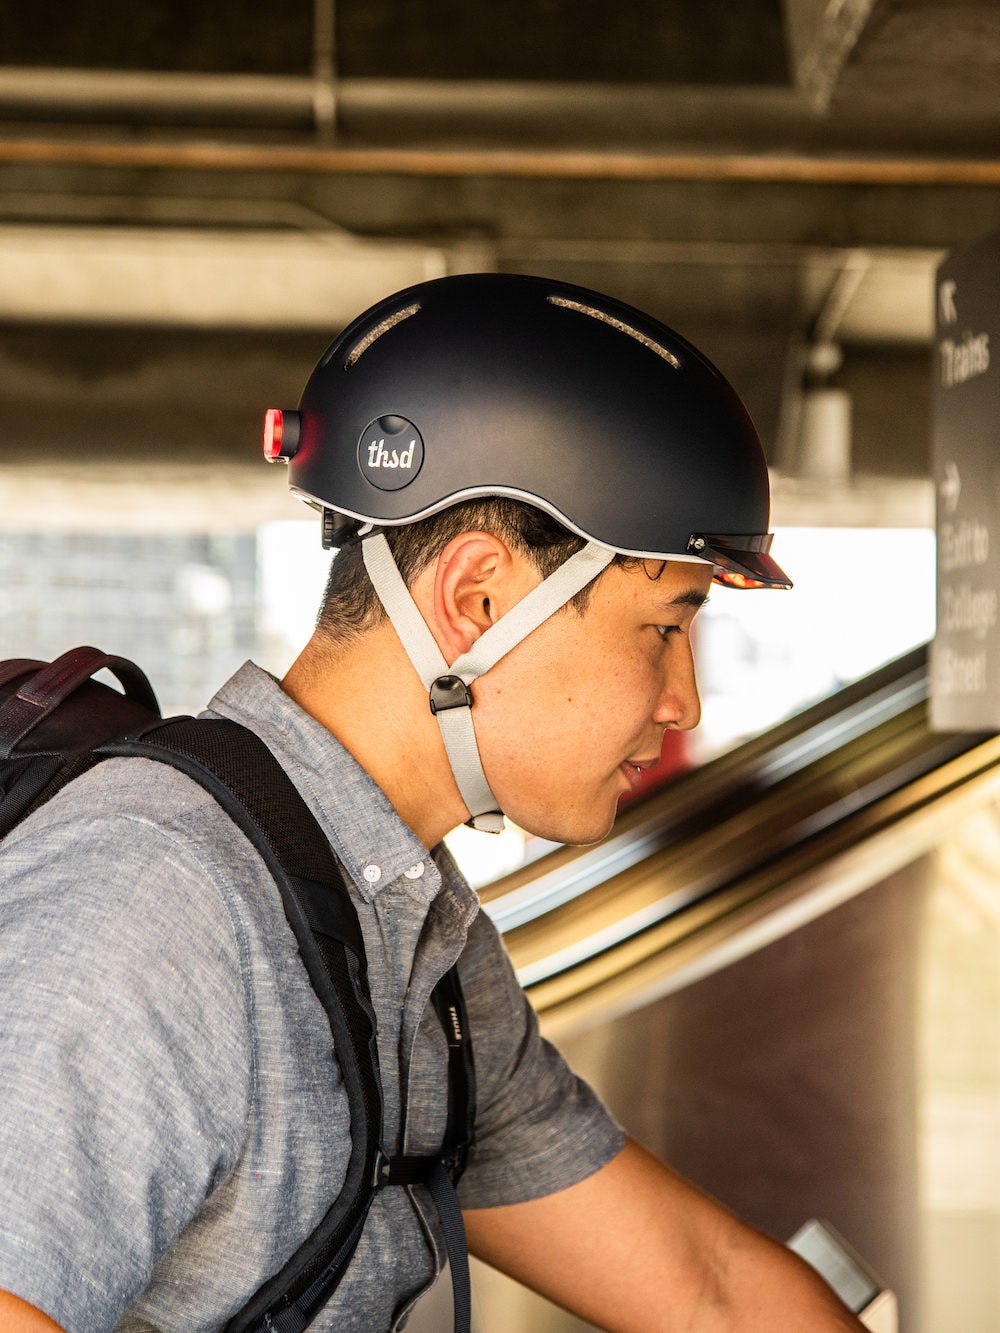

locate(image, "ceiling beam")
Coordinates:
0 224 491 326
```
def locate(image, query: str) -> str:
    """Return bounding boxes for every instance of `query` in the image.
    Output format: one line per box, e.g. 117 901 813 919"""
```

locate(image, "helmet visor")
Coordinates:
687 533 792 590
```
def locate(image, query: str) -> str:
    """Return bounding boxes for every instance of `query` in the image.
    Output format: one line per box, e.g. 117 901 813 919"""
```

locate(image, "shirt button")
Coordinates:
362 864 382 885
403 863 425 880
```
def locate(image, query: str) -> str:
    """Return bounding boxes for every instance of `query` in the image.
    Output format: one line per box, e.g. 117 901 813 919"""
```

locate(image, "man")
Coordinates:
0 275 865 1331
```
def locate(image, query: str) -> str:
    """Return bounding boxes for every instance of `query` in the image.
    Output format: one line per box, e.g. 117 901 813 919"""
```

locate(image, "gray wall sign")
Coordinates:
931 226 1000 731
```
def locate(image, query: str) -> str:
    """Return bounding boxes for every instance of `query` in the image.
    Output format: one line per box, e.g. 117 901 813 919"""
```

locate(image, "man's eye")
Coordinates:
656 624 681 641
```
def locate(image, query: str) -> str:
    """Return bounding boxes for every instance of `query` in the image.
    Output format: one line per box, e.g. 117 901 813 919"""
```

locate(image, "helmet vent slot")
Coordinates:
547 295 681 370
343 303 421 369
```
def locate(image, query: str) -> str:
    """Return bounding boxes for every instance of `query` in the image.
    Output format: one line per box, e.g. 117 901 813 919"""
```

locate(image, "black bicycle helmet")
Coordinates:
263 272 790 590
264 274 790 830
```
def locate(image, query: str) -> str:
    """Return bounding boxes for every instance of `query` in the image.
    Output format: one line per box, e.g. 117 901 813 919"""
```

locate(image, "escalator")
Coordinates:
469 646 1000 1331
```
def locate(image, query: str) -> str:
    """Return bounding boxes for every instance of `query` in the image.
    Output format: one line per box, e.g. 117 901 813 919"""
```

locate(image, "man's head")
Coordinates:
266 273 791 838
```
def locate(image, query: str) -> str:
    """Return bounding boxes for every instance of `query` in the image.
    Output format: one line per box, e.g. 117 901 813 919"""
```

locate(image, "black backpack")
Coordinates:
0 647 476 1333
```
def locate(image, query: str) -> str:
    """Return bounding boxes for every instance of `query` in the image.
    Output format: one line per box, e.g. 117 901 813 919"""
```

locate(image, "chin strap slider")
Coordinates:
429 675 473 715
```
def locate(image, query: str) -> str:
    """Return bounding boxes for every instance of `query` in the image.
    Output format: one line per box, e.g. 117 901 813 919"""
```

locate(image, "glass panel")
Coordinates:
694 526 937 760
0 529 259 717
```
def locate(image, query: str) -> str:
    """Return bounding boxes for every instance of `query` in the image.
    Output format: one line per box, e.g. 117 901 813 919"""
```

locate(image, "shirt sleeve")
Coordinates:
455 909 626 1209
0 767 254 1333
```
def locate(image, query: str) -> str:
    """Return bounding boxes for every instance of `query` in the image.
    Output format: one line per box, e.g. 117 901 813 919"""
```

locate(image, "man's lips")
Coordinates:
619 757 659 790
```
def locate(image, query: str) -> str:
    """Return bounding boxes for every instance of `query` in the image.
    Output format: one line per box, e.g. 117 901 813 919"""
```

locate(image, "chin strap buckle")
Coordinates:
429 675 473 715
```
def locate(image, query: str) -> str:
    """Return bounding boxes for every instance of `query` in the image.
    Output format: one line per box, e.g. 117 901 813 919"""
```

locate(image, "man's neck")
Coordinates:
281 627 468 850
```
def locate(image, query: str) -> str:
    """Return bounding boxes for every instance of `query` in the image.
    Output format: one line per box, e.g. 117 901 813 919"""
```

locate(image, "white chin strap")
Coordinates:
362 532 615 833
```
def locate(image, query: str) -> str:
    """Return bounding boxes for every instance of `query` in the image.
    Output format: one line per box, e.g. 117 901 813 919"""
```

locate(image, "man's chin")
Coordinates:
542 804 620 849
498 783 622 848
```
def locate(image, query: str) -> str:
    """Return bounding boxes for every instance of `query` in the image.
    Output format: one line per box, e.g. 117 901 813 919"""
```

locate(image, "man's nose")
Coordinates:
653 644 701 731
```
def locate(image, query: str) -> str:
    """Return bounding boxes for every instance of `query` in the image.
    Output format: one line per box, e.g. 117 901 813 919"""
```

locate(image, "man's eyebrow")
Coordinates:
654 590 710 612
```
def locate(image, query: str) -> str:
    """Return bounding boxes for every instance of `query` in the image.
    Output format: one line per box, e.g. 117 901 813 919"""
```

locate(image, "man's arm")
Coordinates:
0 1291 65 1332
463 1137 866 1332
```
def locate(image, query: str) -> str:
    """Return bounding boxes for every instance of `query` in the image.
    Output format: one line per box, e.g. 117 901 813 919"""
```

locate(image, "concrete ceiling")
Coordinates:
1 0 998 520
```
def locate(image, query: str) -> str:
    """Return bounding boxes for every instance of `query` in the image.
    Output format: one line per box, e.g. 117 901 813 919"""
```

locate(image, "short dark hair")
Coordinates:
315 498 620 644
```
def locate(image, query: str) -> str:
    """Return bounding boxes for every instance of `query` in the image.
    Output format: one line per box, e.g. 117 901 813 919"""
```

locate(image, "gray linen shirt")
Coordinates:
0 662 624 1332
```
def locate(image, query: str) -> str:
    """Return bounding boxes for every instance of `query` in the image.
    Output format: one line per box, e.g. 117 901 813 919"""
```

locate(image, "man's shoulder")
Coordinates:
7 753 237 849
0 751 283 937
0 748 299 1029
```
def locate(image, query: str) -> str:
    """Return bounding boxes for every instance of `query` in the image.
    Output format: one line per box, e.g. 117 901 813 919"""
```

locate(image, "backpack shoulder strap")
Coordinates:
102 717 384 1333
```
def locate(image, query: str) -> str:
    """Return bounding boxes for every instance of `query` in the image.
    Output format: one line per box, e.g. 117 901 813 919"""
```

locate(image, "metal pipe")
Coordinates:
312 0 337 141
2 136 1000 183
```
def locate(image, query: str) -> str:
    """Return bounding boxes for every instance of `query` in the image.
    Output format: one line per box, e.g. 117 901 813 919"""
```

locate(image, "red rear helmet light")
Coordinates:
263 409 284 460
263 409 301 462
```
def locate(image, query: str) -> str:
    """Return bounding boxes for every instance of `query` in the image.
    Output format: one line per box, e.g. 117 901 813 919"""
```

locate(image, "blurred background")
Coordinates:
1 3 999 1329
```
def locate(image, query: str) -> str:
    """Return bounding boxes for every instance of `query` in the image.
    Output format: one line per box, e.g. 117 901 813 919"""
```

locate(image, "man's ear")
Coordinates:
425 531 537 662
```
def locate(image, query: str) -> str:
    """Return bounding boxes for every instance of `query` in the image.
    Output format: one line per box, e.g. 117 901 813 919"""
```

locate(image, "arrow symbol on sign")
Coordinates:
940 460 962 514
939 279 958 325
